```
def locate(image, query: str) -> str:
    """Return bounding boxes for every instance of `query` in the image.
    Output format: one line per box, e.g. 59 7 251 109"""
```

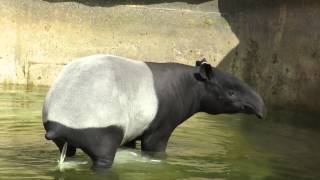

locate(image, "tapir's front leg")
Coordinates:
141 128 172 152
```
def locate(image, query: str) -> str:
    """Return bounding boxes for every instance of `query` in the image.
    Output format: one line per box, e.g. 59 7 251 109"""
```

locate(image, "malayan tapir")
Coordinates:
42 54 265 169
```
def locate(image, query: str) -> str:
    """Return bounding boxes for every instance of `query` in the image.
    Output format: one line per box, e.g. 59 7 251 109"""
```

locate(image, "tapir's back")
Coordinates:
43 55 158 143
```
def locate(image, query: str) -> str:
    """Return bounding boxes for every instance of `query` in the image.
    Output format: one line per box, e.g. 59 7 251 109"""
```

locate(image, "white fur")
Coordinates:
43 55 158 144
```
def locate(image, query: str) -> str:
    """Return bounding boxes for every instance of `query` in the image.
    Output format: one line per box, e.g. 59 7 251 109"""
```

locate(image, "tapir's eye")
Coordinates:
228 90 235 97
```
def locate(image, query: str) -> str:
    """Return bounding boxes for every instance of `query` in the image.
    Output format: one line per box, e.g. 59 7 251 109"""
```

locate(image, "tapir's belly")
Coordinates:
43 55 158 144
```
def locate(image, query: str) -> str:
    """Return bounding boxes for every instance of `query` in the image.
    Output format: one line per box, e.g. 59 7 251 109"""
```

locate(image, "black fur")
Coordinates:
141 63 202 152
142 61 265 152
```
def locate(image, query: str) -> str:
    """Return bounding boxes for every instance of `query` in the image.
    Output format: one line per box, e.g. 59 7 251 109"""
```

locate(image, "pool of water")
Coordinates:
0 85 320 180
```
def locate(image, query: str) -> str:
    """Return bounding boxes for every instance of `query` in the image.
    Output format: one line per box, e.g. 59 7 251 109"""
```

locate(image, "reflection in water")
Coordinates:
0 85 319 179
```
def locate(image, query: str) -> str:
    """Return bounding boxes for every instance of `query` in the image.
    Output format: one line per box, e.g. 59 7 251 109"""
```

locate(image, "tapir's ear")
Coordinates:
196 58 207 67
195 58 213 80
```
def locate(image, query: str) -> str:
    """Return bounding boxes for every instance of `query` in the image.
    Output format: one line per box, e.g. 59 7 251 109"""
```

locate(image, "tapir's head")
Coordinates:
195 58 265 119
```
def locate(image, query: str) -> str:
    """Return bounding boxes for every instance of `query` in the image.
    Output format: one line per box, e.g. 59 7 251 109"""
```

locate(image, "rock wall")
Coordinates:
0 0 319 112
218 0 320 112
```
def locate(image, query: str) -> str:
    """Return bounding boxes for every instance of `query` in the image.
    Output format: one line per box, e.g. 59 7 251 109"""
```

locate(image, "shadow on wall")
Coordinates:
218 0 320 112
43 0 212 6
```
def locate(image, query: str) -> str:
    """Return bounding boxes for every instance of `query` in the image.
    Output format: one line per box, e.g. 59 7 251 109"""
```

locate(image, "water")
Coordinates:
58 142 68 171
0 85 319 180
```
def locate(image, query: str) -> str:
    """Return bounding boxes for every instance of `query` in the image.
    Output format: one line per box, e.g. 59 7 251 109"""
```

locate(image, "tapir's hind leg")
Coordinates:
79 126 124 170
53 139 77 157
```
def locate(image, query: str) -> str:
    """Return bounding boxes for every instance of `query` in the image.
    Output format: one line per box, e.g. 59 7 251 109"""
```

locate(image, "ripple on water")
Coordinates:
0 86 320 180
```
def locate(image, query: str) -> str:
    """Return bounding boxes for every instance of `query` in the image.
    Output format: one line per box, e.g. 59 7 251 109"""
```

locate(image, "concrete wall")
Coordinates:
0 0 237 85
0 0 319 112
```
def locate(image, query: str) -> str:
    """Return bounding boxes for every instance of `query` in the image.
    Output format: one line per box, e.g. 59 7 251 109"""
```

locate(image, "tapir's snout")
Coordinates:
241 102 265 119
256 111 264 119
245 91 266 119
253 104 266 119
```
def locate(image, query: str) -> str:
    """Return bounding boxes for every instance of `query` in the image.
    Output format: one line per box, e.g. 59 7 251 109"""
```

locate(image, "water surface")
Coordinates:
0 85 319 180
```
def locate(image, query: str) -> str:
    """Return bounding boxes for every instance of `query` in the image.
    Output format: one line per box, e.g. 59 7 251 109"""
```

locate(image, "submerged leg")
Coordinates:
80 126 124 170
141 131 171 152
122 140 136 149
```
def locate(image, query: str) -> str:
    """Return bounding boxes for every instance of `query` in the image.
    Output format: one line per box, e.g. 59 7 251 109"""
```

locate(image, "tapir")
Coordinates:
42 54 265 169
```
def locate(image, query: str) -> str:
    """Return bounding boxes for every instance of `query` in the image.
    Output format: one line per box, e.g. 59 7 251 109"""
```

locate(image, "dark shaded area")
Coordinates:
218 2 320 178
43 0 212 6
243 105 320 130
238 111 320 180
266 106 320 130
218 0 320 112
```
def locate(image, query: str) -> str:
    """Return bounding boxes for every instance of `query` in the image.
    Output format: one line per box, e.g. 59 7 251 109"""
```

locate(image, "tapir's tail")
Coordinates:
43 120 62 141
45 130 58 140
